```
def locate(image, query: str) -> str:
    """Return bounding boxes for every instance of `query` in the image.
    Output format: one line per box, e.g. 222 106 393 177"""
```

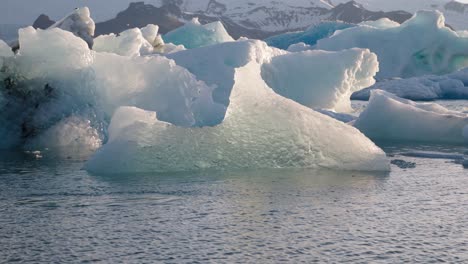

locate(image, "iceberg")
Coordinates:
169 40 378 113
85 62 390 174
93 28 154 56
163 19 234 49
265 22 355 50
8 7 95 52
48 7 95 48
287 42 313 52
354 90 468 143
93 24 185 56
261 48 378 112
1 22 391 171
0 27 103 151
358 18 400 29
317 11 468 79
168 40 286 107
0 26 223 155
352 67 468 101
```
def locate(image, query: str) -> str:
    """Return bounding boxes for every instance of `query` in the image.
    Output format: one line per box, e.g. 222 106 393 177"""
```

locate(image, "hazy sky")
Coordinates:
1 0 468 25
0 0 164 25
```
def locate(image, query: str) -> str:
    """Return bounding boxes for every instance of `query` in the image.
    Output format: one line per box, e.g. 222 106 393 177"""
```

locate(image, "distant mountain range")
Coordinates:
31 1 414 40
332 0 468 30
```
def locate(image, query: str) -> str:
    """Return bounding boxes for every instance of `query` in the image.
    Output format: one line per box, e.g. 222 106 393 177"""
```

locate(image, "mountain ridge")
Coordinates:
27 1 414 40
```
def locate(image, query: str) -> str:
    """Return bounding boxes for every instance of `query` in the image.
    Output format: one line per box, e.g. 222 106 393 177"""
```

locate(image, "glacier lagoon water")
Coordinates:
1 102 467 263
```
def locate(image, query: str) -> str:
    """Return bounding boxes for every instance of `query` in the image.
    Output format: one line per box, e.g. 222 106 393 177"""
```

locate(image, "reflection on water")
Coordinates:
0 150 467 263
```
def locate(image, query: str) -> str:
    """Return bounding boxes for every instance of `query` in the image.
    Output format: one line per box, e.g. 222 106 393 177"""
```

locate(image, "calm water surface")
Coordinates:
0 101 467 263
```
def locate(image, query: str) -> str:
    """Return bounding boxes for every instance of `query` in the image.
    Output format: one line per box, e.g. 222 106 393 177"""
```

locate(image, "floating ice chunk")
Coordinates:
93 28 154 56
261 48 378 112
159 42 185 54
390 159 416 169
48 7 95 48
140 24 179 54
94 25 184 56
352 67 468 101
266 22 355 50
163 20 234 49
354 90 468 143
85 62 390 174
287 42 313 52
317 11 468 79
359 18 400 29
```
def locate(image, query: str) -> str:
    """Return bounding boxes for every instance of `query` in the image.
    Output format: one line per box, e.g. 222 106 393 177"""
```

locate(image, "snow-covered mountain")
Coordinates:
1 0 467 30
5 0 466 42
98 1 411 38
331 0 468 29
24 1 412 40
156 0 464 32
170 0 333 32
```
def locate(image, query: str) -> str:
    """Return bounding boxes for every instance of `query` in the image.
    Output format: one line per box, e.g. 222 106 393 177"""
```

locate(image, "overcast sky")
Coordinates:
0 0 165 25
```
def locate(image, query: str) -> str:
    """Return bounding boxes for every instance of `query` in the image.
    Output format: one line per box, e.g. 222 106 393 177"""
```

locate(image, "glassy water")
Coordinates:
0 101 467 263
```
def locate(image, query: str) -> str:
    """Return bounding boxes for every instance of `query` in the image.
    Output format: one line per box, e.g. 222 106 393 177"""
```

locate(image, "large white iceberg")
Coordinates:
261 48 378 112
0 27 102 151
163 19 234 49
352 67 468 101
85 62 390 174
354 90 468 143
317 11 468 79
0 26 222 154
1 22 392 171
